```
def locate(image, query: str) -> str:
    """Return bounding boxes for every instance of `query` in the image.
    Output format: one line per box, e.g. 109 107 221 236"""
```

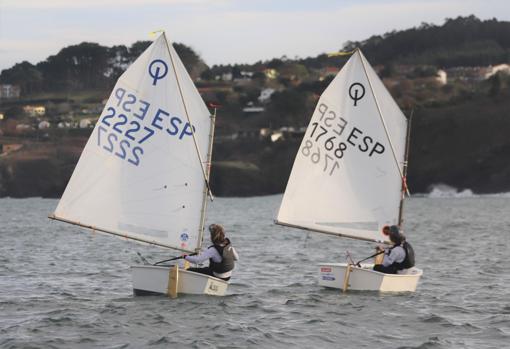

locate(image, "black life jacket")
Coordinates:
208 238 235 274
394 241 415 270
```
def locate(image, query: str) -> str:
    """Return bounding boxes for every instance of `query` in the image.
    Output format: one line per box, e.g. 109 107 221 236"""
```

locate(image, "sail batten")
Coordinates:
276 50 407 243
52 33 213 252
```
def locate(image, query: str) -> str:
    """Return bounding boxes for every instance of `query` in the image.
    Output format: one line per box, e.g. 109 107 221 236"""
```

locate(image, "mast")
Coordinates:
397 110 413 227
196 107 216 252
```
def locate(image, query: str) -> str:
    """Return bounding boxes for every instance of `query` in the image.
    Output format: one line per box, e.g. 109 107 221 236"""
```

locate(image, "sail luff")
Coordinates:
162 32 212 197
49 214 195 252
196 108 216 251
358 50 405 184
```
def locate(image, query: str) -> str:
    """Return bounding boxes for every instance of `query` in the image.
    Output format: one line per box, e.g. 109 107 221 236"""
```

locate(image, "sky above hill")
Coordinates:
0 0 509 71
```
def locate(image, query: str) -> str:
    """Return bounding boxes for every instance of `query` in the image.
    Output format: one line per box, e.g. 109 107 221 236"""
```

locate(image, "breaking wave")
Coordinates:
416 184 510 198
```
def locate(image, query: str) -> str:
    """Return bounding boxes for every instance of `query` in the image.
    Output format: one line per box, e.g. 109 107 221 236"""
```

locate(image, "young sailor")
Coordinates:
184 224 239 281
373 225 415 274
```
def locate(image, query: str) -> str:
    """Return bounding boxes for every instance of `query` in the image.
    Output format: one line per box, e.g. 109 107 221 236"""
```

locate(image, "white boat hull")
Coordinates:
131 265 229 297
318 263 422 292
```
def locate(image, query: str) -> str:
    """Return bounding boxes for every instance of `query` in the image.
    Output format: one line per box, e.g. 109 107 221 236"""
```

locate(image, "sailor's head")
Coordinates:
382 225 391 236
209 224 225 244
389 225 403 245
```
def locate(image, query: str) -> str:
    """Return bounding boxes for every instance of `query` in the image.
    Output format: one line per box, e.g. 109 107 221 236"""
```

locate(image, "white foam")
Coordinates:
428 186 474 198
416 184 510 198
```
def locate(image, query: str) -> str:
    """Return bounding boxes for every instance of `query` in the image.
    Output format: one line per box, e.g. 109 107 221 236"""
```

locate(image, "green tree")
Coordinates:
200 68 213 80
37 42 109 90
108 45 129 82
0 61 43 95
266 89 313 127
380 63 395 78
342 15 510 67
267 58 284 69
128 41 151 61
279 63 309 81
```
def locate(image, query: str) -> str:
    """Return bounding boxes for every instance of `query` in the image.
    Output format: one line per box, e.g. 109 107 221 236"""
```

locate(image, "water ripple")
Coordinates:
1 196 509 348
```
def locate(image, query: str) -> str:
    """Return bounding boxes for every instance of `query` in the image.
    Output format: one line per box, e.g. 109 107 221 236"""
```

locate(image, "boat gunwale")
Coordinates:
318 262 423 278
130 264 230 284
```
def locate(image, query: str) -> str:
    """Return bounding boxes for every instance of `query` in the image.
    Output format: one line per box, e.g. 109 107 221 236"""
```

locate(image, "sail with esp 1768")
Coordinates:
276 49 422 292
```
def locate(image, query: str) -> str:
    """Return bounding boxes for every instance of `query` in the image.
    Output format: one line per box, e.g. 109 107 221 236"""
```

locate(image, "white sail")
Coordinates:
276 50 407 243
52 33 212 252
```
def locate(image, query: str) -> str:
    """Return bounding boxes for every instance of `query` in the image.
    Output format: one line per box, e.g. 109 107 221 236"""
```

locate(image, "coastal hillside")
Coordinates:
343 15 510 67
1 16 509 197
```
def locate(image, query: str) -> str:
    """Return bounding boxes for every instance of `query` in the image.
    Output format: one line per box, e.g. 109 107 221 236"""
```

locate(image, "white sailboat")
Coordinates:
49 32 228 297
276 49 422 292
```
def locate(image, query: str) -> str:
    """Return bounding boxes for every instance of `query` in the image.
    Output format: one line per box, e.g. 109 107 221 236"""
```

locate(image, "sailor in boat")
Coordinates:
373 225 415 274
183 224 239 281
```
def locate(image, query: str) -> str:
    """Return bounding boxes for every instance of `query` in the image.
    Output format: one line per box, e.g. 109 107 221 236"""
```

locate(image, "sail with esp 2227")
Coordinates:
276 50 408 243
51 33 212 253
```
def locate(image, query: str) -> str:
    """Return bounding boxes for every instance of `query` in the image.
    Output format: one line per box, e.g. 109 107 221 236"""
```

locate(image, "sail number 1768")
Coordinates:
302 140 340 175
301 121 347 176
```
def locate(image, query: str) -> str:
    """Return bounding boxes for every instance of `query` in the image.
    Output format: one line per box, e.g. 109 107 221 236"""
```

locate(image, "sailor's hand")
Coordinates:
182 254 188 260
376 245 385 252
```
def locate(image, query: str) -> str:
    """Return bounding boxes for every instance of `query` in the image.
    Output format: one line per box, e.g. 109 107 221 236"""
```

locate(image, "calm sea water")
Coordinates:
1 195 509 349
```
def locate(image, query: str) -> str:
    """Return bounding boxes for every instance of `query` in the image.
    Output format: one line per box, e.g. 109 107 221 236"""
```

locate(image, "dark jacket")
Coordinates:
209 238 235 274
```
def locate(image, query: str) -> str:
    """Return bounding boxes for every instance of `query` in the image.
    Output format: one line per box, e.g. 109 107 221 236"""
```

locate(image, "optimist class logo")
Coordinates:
148 59 168 86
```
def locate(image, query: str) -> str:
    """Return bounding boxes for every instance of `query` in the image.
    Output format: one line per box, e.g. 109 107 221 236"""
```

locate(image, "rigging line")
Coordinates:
161 32 213 198
357 49 410 196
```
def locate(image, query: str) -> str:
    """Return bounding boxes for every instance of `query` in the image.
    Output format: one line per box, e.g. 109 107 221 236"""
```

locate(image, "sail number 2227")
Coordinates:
97 125 143 166
94 87 198 167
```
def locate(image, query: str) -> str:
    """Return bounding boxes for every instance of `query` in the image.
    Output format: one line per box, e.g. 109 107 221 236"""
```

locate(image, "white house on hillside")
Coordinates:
0 84 21 99
38 121 50 129
485 64 510 79
23 105 46 117
436 69 447 85
79 119 92 128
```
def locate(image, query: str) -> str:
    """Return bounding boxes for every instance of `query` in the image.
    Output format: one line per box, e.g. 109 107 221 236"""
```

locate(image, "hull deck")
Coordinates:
319 262 422 292
131 265 229 297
